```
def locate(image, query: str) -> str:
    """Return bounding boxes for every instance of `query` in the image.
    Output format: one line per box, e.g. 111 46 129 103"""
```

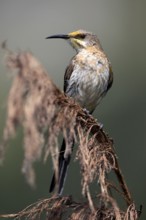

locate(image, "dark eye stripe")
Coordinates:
75 34 86 39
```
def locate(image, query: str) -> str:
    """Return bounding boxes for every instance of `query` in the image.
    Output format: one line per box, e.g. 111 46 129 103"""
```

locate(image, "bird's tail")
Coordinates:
49 138 74 195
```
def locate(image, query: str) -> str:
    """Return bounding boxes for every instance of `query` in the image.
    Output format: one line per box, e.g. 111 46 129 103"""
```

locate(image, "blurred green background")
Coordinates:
0 0 146 218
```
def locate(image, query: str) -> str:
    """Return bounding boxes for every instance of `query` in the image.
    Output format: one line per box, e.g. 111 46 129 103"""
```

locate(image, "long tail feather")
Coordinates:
49 139 73 195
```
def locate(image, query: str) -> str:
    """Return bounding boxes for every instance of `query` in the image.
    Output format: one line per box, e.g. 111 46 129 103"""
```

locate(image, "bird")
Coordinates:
46 29 113 195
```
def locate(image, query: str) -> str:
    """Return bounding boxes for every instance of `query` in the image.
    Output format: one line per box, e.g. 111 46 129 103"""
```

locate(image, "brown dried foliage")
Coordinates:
0 49 141 219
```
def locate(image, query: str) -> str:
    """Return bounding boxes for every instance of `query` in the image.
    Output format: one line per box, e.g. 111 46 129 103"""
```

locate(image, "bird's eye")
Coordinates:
76 34 86 39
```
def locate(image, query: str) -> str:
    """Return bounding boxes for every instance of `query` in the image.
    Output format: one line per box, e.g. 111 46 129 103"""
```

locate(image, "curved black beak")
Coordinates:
46 34 69 39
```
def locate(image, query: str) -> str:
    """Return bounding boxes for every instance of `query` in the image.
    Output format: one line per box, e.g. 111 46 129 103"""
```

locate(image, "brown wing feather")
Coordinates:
107 64 113 91
64 61 74 92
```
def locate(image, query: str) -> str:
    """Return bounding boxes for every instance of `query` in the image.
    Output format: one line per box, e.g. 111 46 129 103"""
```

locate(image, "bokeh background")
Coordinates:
0 0 146 218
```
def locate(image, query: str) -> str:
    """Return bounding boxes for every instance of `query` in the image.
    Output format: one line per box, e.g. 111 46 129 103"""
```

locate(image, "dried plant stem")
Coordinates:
0 48 140 220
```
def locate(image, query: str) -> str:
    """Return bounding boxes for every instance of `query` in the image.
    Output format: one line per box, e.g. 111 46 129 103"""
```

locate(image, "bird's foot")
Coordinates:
83 108 103 129
98 122 103 129
83 108 91 115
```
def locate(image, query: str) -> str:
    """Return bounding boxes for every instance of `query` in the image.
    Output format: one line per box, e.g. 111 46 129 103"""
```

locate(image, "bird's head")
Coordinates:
46 29 102 52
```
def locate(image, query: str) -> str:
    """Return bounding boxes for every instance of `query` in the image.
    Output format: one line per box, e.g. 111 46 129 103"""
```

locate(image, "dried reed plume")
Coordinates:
0 46 141 219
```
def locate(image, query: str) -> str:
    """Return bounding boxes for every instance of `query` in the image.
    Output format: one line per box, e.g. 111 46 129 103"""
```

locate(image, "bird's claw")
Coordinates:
98 122 103 129
83 108 90 115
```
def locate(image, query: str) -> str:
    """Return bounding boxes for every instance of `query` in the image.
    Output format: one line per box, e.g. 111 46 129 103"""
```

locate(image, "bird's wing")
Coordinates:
64 60 75 92
107 64 113 92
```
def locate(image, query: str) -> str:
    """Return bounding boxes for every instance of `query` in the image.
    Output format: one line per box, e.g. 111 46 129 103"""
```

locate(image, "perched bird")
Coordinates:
46 29 113 195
